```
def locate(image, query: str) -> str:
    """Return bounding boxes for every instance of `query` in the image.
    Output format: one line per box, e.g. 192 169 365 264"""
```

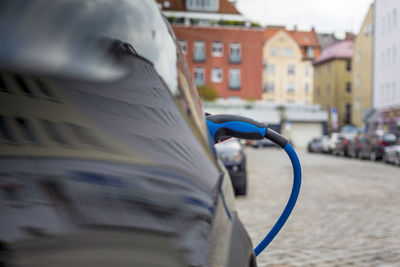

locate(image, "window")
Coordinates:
392 81 397 100
193 41 205 62
346 59 351 72
0 116 15 143
355 50 361 62
286 83 295 93
345 103 352 123
346 82 352 93
284 47 293 58
316 86 320 96
179 40 187 55
15 117 38 144
266 63 276 75
388 13 392 32
186 0 218 12
194 67 205 86
381 51 385 68
41 120 68 145
229 43 241 63
355 97 361 110
15 76 35 97
393 46 397 65
211 67 222 83
387 48 391 66
304 83 310 94
212 42 223 57
287 65 295 75
270 47 279 56
263 82 275 92
327 63 331 73
326 84 331 95
382 18 386 34
394 9 397 28
355 74 361 87
306 47 315 59
229 69 241 89
305 66 310 76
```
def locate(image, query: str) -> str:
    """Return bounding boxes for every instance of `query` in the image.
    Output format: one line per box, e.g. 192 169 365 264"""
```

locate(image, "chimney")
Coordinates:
294 25 297 31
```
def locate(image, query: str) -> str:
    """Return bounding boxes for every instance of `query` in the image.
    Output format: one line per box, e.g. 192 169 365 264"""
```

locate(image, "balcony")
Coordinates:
229 53 241 64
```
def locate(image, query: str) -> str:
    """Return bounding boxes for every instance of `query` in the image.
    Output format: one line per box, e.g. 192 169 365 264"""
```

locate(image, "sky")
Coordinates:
235 0 374 34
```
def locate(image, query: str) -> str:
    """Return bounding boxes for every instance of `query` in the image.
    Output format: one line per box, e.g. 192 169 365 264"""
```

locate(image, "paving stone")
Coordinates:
236 148 400 267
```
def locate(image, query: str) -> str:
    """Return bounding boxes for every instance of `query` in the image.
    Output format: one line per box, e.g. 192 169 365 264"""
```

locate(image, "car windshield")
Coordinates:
383 133 397 142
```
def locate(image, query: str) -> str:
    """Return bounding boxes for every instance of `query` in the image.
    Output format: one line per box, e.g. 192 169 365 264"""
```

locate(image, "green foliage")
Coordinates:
197 84 218 101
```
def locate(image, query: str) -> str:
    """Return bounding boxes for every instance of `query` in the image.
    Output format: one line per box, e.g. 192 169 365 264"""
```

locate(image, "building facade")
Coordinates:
262 27 320 104
173 26 264 100
352 4 374 129
157 0 264 100
373 0 400 133
313 40 354 131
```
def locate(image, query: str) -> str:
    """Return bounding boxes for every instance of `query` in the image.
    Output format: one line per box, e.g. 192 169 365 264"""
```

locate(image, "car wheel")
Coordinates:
236 179 247 196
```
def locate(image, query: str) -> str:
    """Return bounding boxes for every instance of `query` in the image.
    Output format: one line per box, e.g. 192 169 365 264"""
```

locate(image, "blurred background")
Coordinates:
158 0 400 266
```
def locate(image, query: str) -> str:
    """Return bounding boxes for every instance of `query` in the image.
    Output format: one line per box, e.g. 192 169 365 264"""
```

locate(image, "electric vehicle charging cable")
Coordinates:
206 114 302 257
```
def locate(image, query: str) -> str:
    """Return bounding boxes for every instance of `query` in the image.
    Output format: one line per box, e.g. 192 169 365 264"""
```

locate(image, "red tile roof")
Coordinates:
264 27 320 59
265 28 319 47
156 0 240 14
313 39 353 65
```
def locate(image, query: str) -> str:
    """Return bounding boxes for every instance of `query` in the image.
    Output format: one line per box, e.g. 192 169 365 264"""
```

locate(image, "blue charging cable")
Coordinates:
206 114 302 257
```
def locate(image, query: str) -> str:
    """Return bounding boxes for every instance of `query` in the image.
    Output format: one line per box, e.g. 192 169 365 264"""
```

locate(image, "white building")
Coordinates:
203 99 328 148
373 0 400 133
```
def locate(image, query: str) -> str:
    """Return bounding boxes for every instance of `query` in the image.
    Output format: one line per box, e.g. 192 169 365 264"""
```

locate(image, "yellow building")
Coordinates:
352 4 373 128
262 27 320 104
313 39 354 130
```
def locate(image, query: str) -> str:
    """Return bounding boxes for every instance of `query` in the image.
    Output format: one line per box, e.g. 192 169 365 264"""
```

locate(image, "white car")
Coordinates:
325 132 339 153
383 144 400 166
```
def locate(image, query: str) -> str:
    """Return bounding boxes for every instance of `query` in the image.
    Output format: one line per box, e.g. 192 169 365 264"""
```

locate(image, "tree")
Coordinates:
197 84 218 101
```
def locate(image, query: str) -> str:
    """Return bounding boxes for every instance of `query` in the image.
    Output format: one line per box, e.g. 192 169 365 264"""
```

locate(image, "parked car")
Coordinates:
333 136 351 157
383 140 400 166
359 133 398 161
339 125 360 140
308 137 323 153
0 1 256 266
324 132 340 154
215 138 247 196
251 138 276 148
348 134 367 159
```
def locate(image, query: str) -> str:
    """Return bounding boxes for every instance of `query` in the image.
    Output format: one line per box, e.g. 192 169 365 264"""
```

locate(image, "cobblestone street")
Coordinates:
236 147 400 267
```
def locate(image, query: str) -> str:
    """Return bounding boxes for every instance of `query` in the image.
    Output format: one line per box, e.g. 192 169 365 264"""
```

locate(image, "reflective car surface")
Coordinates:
383 140 400 166
215 139 247 196
0 1 256 266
